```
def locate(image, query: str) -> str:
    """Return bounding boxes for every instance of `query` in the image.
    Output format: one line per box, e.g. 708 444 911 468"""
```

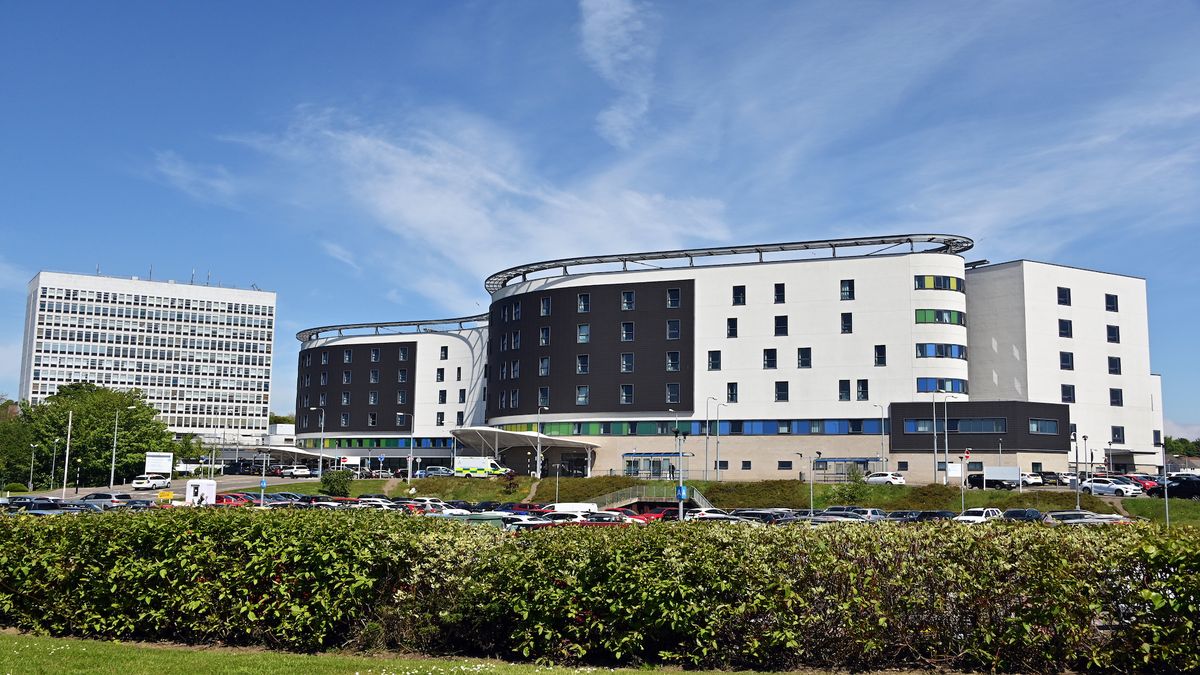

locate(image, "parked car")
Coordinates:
80 492 133 508
472 500 501 512
1002 508 1043 522
214 493 250 506
914 510 958 521
822 505 864 514
851 507 888 522
966 473 1017 490
1146 476 1200 499
280 465 312 478
954 507 1002 524
1044 510 1130 525
131 474 171 490
1123 473 1160 490
416 466 455 478
864 472 906 485
1080 477 1142 497
1020 473 1044 486
1035 471 1064 485
885 510 920 522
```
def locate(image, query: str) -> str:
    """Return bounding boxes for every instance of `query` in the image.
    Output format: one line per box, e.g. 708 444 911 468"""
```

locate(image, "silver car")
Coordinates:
1080 478 1142 497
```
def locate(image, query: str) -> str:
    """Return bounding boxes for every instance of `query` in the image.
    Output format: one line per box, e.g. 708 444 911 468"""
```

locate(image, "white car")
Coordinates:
1080 478 1142 497
953 507 1002 524
131 474 171 490
280 465 312 478
864 472 906 485
683 508 728 520
1020 472 1044 486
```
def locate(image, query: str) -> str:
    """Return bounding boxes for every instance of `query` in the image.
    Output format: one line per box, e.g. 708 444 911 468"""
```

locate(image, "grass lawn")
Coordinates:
264 479 390 498
1122 497 1200 527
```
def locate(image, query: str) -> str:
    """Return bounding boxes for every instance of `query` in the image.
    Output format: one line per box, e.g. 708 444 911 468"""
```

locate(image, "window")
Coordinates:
370 348 380 362
539 356 550 376
436 346 447 360
368 391 379 405
456 367 462 381
1110 388 1124 407
538 387 549 407
512 302 521 320
1112 426 1126 444
620 322 635 341
510 389 519 408
762 348 778 369
778 460 793 471
666 351 680 372
576 385 590 405
1154 429 1162 446
318 392 327 406
511 331 520 349
666 383 680 404
741 460 752 471
621 290 635 310
369 369 380 384
841 312 853 334
577 293 590 312
539 326 550 346
915 343 968 359
914 309 966 325
367 412 377 427
456 411 465 426
775 381 789 402
874 345 886 366
540 297 551 316
398 346 409 361
619 384 634 405
913 275 965 292
916 378 968 393
620 352 634 373
707 350 721 370
395 413 407 427
577 324 590 343
774 315 788 336
320 351 329 365
397 389 409 404
341 391 351 405
302 374 310 387
576 354 590 374
339 413 350 427
726 318 738 338
665 319 681 340
1057 287 1072 306
436 367 445 382
1105 293 1119 312
798 347 812 368
772 283 787 304
715 460 729 471
438 390 447 404
732 285 746 305
667 288 681 308
1029 418 1059 435
726 382 738 403
840 279 855 301
1107 325 1121 343
458 388 466 403
1108 356 1122 375
303 353 312 367
436 412 445 427
342 370 352 384
1059 319 1073 338
967 461 984 472
839 380 851 401
1061 384 1076 403
857 379 869 401
343 349 352 363
1060 351 1074 370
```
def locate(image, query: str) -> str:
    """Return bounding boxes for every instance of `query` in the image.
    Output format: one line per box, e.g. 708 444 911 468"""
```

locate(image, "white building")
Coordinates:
19 271 276 436
966 260 1164 472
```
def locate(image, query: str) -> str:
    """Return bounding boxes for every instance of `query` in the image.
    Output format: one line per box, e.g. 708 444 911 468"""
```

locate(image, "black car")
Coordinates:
472 501 501 512
885 510 920 522
1035 471 1064 486
914 510 957 521
1002 508 1043 522
966 473 1017 490
446 500 474 511
1146 476 1200 499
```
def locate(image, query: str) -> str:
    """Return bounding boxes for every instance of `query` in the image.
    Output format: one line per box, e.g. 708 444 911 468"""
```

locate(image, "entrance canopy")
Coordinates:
451 426 600 454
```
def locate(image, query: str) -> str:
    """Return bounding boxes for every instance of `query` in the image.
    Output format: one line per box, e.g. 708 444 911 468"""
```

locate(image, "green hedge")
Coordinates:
1 511 1197 672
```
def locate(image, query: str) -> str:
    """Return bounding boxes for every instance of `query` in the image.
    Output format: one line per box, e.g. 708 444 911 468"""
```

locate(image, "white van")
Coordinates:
546 502 599 513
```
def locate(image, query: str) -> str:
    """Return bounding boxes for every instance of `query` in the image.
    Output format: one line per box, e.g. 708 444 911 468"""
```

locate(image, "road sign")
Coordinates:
676 485 688 500
965 448 971 460
157 490 174 501
259 479 268 488
378 454 386 463
340 457 348 463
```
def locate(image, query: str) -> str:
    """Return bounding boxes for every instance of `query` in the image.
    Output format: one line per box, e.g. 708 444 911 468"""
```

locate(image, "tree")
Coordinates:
269 413 295 425
19 383 176 490
1164 436 1200 458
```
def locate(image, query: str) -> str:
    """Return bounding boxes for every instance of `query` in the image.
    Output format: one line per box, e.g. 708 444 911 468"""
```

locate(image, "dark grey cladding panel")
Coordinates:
888 400 1071 453
487 279 695 417
295 341 417 434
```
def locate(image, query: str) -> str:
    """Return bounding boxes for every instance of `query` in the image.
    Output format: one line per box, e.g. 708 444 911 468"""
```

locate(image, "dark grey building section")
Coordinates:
488 280 695 417
889 400 1070 453
295 341 417 434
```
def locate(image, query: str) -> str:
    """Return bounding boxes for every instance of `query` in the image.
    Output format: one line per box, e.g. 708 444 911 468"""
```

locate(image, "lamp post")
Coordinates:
808 451 822 515
957 455 966 512
871 403 886 467
49 437 60 493
553 463 563 503
942 394 957 485
705 396 718 480
668 408 678 480
61 410 74 500
1076 434 1088 509
259 451 268 505
673 427 688 520
308 406 326 478
535 406 549 478
931 391 940 484
28 444 38 492
715 402 727 481
1163 446 1171 528
110 405 136 489
74 458 82 495
1107 441 1114 474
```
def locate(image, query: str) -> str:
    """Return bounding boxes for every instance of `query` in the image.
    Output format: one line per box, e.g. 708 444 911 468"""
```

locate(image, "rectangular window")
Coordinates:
741 460 752 471
727 382 738 403
1154 429 1162 446
318 392 327 406
368 391 379 405
874 345 886 366
510 389 519 408
512 302 521 320
576 354 589 374
456 411 465 426
778 460 793 471
538 357 550 376
436 367 445 382
666 383 680 404
1108 356 1122 375
1107 325 1121 343
370 348 380 362
620 352 634 373
457 367 462 381
577 293 590 313
369 369 380 384
665 351 680 372
967 461 984 472
619 384 634 405
438 390 447 404
540 297 551 316
857 379 869 401
666 319 681 340
1057 287 1071 306
367 412 377 427
343 349 353 363
840 279 855 301
914 309 966 325
732 285 746 305
576 324 590 343
774 315 788 336
341 391 351 405
1061 384 1076 403
439 346 449 360
303 353 312 367
774 283 785 304
667 288 681 308
708 350 721 370
1059 319 1073 338
398 347 409 361
395 412 407 427
436 412 445 427
303 374 310 387
621 290 635 310
763 348 777 369
321 351 329 365
1105 293 1119 312
458 388 466 403
342 370 352 384
1060 351 1074 370
576 385 590 405
897 461 909 472
620 322 635 341
839 379 851 401
798 347 812 368
841 312 853 334
538 387 549 407
715 460 729 471
775 381 789 402
339 413 350 427
1112 426 1126 444
539 326 550 346
726 318 738 338
1110 388 1124 407
1029 418 1059 435
511 331 520 349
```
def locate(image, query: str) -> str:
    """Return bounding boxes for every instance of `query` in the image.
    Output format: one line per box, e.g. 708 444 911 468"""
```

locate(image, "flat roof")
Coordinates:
967 259 1145 281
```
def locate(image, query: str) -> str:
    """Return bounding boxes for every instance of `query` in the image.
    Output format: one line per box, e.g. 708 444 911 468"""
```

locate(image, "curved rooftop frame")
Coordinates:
296 313 488 343
484 233 974 294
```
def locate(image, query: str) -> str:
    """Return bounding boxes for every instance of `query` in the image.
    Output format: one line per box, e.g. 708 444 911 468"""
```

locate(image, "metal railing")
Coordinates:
593 484 713 510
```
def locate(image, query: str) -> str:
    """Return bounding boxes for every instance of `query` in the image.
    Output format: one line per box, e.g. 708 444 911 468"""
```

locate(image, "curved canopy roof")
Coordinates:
451 426 600 451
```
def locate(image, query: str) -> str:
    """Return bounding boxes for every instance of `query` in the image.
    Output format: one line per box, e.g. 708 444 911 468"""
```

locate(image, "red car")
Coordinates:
640 507 675 521
1123 474 1159 490
215 493 250 506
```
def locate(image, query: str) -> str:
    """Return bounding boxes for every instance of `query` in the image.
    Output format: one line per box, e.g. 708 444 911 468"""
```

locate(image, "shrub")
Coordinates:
4 483 28 493
319 470 352 497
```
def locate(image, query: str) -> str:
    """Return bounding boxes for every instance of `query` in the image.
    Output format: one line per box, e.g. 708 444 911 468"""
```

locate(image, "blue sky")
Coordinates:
1 1 1197 435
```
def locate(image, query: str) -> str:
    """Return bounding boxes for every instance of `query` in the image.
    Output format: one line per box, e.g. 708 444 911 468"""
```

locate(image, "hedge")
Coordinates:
1 511 1197 672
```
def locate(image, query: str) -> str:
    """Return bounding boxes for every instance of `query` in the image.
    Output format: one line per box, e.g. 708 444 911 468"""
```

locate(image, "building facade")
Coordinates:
19 271 276 436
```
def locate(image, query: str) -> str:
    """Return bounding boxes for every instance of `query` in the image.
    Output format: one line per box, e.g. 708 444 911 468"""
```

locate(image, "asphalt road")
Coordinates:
19 474 319 499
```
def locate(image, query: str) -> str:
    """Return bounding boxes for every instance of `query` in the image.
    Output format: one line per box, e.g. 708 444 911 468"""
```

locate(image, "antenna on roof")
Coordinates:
190 269 195 284
96 264 100 275
149 265 153 281
206 271 211 286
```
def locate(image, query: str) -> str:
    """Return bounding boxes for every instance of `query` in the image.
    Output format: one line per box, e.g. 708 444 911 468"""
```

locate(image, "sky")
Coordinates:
1 1 1198 436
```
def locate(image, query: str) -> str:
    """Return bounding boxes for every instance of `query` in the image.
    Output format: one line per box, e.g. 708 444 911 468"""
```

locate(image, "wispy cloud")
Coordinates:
152 150 242 206
319 241 360 272
579 0 658 148
1166 419 1200 441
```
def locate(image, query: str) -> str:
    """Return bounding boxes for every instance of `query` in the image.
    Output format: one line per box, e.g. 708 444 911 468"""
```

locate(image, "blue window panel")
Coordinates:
761 420 779 435
824 419 850 435
863 419 882 435
793 420 809 434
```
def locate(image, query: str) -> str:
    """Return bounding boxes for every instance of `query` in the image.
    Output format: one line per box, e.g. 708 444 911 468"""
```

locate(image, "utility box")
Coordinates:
185 479 217 507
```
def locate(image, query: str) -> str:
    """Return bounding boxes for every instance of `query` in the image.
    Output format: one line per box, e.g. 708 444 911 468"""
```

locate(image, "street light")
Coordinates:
1076 434 1088 509
28 444 38 492
553 463 563 503
49 437 60 493
705 396 719 481
942 394 958 484
931 390 941 484
715 402 727 481
110 405 137 489
871 403 886 467
61 410 74 500
74 458 82 495
1107 441 1114 474
535 406 549 478
673 427 689 520
308 407 326 479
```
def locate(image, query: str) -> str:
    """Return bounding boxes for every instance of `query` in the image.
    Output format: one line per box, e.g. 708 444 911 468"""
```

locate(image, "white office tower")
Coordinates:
19 271 277 436
966 261 1164 472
